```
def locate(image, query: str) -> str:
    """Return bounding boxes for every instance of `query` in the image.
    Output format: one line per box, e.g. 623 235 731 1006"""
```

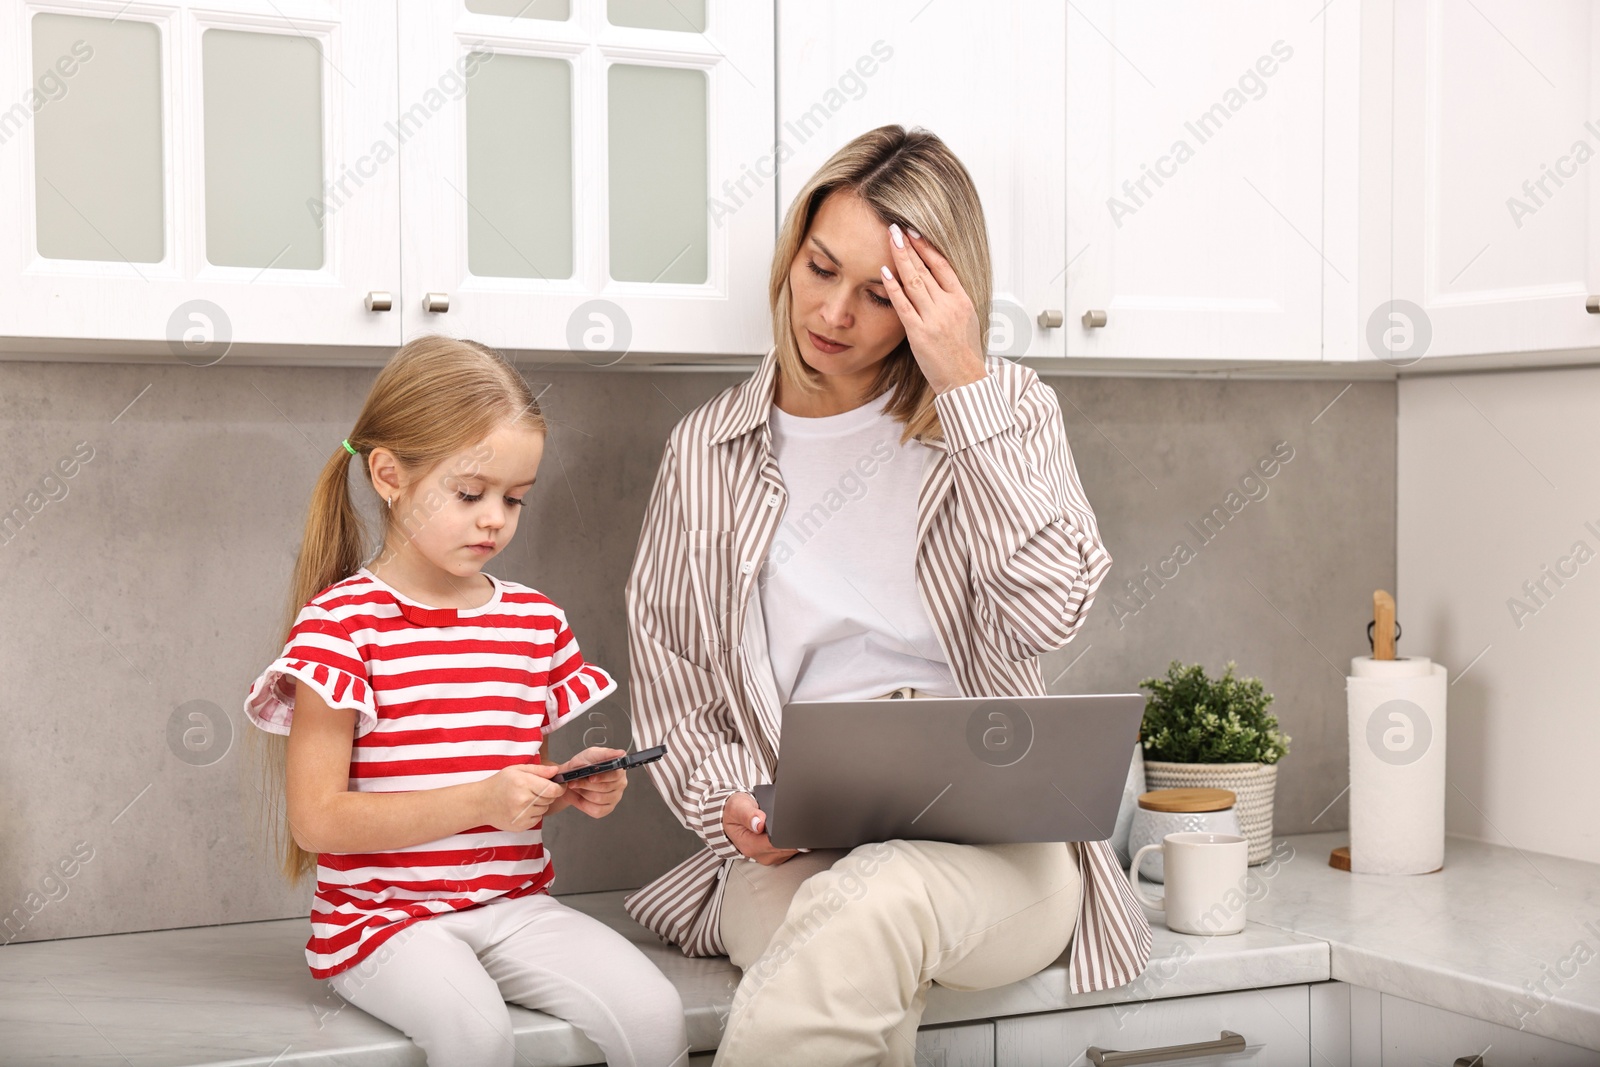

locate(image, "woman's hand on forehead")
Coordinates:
878 224 988 396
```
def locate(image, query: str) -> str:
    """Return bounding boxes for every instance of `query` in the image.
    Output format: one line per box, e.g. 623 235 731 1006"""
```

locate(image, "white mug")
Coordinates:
1131 832 1249 935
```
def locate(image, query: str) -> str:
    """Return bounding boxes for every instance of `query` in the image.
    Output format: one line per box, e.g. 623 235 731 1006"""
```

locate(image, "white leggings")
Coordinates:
327 891 689 1067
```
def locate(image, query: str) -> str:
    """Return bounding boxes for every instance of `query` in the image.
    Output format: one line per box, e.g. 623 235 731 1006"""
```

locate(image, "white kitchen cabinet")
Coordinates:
1318 982 1600 1066
777 0 1068 359
397 0 774 359
0 0 772 362
1358 0 1600 364
6 2 1593 368
916 1021 995 1067
996 984 1312 1066
1065 1 1359 363
1377 991 1600 1065
0 0 402 354
689 1022 993 1067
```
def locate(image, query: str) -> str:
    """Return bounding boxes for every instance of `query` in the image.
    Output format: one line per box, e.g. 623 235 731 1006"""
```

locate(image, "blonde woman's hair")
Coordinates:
252 334 547 885
771 124 993 443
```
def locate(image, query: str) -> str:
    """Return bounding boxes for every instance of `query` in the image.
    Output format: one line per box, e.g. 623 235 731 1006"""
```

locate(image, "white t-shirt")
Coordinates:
760 390 960 705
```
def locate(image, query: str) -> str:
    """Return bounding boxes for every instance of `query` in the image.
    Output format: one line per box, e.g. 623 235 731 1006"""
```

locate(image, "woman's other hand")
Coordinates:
723 791 799 866
879 223 988 395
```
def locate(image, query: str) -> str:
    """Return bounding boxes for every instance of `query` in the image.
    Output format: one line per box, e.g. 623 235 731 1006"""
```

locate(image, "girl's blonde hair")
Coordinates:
253 334 547 885
771 124 993 444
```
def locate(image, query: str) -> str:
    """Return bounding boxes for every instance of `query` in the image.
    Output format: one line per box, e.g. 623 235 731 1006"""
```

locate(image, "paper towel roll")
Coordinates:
1350 655 1433 678
1346 656 1447 874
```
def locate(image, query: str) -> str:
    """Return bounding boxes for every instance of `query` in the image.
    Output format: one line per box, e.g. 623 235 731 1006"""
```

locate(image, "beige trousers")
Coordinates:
713 687 1083 1067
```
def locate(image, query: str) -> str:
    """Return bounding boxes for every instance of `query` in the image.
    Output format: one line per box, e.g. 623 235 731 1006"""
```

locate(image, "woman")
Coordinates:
623 126 1152 1066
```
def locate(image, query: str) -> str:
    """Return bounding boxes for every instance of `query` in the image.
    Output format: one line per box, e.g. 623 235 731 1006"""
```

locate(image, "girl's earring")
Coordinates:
386 496 393 510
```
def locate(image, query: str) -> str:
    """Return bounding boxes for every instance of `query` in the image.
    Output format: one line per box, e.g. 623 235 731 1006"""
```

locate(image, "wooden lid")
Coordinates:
1329 845 1443 874
1137 787 1236 813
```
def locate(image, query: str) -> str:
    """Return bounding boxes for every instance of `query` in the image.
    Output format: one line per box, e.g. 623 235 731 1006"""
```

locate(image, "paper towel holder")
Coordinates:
1329 844 1442 874
1335 589 1444 874
1365 618 1401 655
1369 588 1401 658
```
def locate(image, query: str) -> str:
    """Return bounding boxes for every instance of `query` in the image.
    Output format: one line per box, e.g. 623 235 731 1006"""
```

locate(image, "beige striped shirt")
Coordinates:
622 347 1153 994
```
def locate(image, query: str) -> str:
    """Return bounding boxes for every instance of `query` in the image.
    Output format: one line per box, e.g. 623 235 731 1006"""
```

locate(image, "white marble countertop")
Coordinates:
0 883 1328 1066
1243 831 1600 1051
9 830 1596 1064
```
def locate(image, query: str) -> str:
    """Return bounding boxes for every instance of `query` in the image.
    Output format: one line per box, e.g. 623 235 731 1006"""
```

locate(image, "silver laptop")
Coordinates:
751 693 1144 850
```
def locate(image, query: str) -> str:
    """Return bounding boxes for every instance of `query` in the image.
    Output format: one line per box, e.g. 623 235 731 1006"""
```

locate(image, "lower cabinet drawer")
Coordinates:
916 1021 996 1067
692 1021 994 1067
996 985 1311 1067
1380 993 1600 1065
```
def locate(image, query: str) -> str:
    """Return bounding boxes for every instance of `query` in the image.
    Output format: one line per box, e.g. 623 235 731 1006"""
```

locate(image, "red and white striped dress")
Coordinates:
244 568 616 980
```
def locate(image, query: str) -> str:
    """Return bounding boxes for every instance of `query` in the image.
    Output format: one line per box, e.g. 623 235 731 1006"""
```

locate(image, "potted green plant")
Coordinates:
1138 660 1290 865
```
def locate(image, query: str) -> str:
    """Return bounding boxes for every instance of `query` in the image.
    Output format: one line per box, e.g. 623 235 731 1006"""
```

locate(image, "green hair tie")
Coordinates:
341 439 358 456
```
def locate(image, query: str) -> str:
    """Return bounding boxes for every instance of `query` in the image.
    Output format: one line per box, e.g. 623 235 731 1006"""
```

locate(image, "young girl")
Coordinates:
244 336 688 1067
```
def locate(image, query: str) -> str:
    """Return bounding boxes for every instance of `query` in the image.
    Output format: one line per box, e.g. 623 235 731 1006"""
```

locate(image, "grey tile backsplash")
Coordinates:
0 358 1392 942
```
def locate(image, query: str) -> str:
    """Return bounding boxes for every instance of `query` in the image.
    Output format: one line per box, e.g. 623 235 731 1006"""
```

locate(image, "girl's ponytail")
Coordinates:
260 443 368 887
282 444 367 646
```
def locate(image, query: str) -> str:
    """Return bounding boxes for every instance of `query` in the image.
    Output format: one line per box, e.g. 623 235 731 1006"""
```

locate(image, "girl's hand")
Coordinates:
556 747 629 819
723 791 799 866
879 223 989 396
477 762 565 831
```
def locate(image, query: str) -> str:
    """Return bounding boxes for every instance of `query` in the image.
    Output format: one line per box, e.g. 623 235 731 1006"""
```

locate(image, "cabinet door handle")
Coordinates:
423 292 450 313
1038 309 1064 328
1452 1057 1487 1067
1082 308 1108 328
1086 1029 1246 1066
364 291 392 312
1586 295 1599 314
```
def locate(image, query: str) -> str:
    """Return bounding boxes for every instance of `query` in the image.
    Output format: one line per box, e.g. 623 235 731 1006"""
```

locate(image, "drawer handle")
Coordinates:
1087 1029 1246 1066
1452 1058 1486 1067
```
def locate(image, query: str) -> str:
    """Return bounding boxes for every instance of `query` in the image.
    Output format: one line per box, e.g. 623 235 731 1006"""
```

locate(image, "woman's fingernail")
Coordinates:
750 816 762 832
908 228 921 240
889 223 904 249
880 265 893 281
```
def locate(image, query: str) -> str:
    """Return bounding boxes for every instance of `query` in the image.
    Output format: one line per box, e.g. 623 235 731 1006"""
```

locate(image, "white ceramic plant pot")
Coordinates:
1142 760 1278 865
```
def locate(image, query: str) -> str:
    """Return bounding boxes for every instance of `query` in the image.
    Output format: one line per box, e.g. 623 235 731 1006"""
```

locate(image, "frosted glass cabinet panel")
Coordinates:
201 29 325 270
0 0 401 350
466 0 570 19
608 0 706 33
31 14 165 264
607 63 707 284
399 0 773 356
464 53 574 280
